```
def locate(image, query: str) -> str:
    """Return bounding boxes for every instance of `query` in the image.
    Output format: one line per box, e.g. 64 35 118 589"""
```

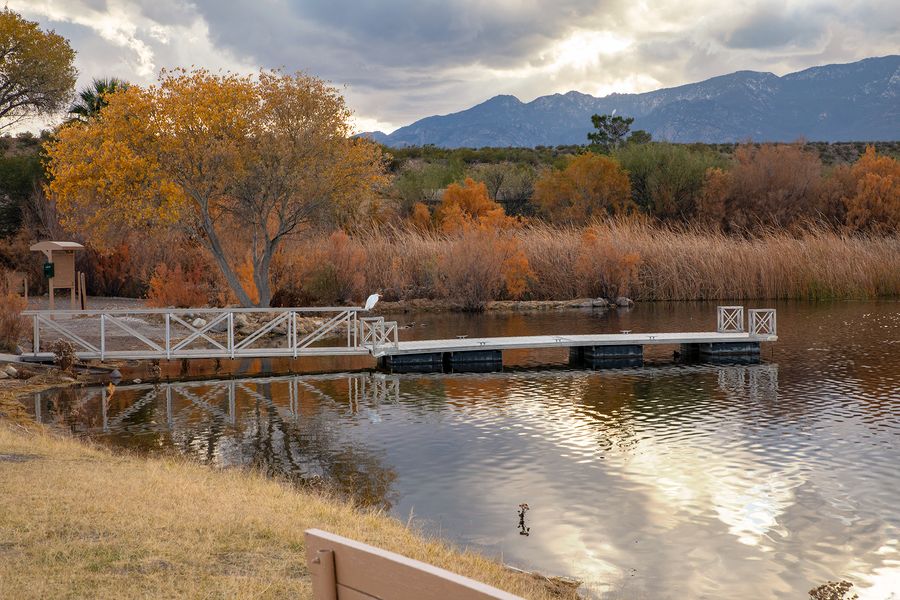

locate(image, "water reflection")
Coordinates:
34 373 400 508
26 300 900 599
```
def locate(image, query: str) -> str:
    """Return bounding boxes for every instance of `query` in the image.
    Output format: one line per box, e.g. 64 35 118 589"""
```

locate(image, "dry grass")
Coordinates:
279 222 900 305
0 404 577 600
580 220 900 301
0 290 28 353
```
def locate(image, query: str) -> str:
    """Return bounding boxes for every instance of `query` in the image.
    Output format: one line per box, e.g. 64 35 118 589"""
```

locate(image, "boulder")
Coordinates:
191 317 207 329
0 371 7 379
109 369 122 382
592 298 610 308
210 318 229 333
233 313 250 329
615 296 634 308
3 365 18 378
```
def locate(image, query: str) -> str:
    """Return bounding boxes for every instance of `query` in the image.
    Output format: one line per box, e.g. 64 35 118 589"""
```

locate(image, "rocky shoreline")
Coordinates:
379 296 634 313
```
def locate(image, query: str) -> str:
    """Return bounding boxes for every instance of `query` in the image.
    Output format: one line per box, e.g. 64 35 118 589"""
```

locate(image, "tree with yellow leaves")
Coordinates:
45 68 387 306
0 8 76 131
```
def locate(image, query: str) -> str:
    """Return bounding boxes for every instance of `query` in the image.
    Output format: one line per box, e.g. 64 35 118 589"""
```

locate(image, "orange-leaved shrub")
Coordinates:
410 202 433 231
841 146 900 232
532 153 633 224
145 242 224 307
435 178 519 233
146 263 211 308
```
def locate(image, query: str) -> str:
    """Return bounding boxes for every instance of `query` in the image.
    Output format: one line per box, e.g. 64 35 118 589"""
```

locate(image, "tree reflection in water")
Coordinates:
34 374 400 509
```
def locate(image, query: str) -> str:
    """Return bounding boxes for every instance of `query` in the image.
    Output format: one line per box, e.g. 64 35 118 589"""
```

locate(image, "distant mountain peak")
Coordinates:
371 55 899 147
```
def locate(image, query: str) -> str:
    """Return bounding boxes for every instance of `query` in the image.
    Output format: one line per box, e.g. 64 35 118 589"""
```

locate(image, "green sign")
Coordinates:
43 262 55 278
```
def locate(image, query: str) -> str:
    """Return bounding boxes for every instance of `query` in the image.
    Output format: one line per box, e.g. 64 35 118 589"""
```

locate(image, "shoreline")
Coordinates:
0 380 580 599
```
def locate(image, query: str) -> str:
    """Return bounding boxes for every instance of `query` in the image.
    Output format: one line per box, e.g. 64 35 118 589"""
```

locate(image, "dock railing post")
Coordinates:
32 314 39 355
228 312 235 359
717 306 745 333
748 309 777 337
165 313 171 359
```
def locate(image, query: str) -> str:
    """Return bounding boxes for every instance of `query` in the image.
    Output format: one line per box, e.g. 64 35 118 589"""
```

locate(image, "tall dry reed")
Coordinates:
0 276 28 352
273 222 900 305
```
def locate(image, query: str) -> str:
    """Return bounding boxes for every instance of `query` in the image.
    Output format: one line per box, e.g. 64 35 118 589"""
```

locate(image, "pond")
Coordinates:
25 300 900 599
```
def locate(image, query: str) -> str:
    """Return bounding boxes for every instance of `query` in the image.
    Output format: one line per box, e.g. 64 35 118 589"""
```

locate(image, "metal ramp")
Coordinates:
22 306 400 361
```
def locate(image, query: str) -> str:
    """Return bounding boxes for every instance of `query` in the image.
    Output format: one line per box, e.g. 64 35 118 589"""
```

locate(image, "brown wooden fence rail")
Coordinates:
305 529 523 600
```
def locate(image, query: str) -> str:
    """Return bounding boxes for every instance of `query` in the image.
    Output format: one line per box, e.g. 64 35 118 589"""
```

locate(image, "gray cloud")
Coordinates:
724 9 825 50
191 0 615 71
8 0 900 133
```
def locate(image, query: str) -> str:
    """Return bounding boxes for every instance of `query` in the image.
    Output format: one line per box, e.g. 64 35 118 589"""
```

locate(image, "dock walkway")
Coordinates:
20 305 776 371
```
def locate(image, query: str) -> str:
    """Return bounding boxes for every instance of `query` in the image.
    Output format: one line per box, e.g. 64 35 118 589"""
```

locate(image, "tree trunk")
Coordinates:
200 218 255 308
254 248 274 308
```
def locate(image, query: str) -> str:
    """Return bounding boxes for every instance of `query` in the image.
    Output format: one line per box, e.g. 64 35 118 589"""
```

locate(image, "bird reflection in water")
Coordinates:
518 503 530 536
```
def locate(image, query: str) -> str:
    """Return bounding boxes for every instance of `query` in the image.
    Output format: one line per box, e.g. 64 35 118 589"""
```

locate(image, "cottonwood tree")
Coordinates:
46 68 387 307
0 9 76 131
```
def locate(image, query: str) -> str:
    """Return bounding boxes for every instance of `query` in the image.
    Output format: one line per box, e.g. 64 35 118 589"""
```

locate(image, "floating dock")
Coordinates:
20 305 775 372
377 327 775 372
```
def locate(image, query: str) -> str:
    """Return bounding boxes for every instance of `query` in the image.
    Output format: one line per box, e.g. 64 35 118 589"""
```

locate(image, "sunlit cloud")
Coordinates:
7 0 900 134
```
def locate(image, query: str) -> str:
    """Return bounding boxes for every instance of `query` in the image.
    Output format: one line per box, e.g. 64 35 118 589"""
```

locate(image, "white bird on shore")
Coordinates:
364 293 381 311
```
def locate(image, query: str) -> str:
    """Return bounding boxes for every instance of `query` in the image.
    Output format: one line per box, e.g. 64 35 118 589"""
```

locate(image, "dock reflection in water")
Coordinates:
26 300 900 599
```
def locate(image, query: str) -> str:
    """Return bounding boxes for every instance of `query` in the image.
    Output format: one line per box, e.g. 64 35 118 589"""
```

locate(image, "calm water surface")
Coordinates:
28 301 900 599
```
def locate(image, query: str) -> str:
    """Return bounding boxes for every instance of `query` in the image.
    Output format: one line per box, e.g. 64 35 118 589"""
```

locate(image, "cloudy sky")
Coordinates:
11 0 900 133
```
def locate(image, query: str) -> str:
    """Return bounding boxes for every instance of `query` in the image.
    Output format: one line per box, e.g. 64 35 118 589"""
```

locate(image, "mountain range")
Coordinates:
362 55 900 147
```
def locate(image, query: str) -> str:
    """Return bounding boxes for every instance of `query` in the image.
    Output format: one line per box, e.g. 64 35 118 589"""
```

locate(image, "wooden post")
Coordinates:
309 549 338 600
79 271 87 310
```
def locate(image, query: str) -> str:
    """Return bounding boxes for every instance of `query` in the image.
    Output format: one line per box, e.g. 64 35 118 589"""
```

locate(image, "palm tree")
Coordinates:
68 77 129 121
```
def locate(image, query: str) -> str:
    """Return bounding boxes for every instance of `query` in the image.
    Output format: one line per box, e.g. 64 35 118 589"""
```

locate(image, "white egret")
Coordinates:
364 293 381 311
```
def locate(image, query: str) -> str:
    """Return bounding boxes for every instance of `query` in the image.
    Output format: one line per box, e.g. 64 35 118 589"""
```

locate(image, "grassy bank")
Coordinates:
0 390 576 599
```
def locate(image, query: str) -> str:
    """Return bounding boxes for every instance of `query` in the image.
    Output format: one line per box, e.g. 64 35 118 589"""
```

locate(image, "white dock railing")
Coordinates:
717 306 776 337
359 317 399 355
22 306 399 361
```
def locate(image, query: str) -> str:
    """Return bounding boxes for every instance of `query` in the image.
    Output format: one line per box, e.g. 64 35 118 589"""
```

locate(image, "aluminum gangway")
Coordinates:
21 306 400 361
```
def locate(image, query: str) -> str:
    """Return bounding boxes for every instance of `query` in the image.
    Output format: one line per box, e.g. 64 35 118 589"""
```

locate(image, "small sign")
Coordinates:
43 262 55 279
